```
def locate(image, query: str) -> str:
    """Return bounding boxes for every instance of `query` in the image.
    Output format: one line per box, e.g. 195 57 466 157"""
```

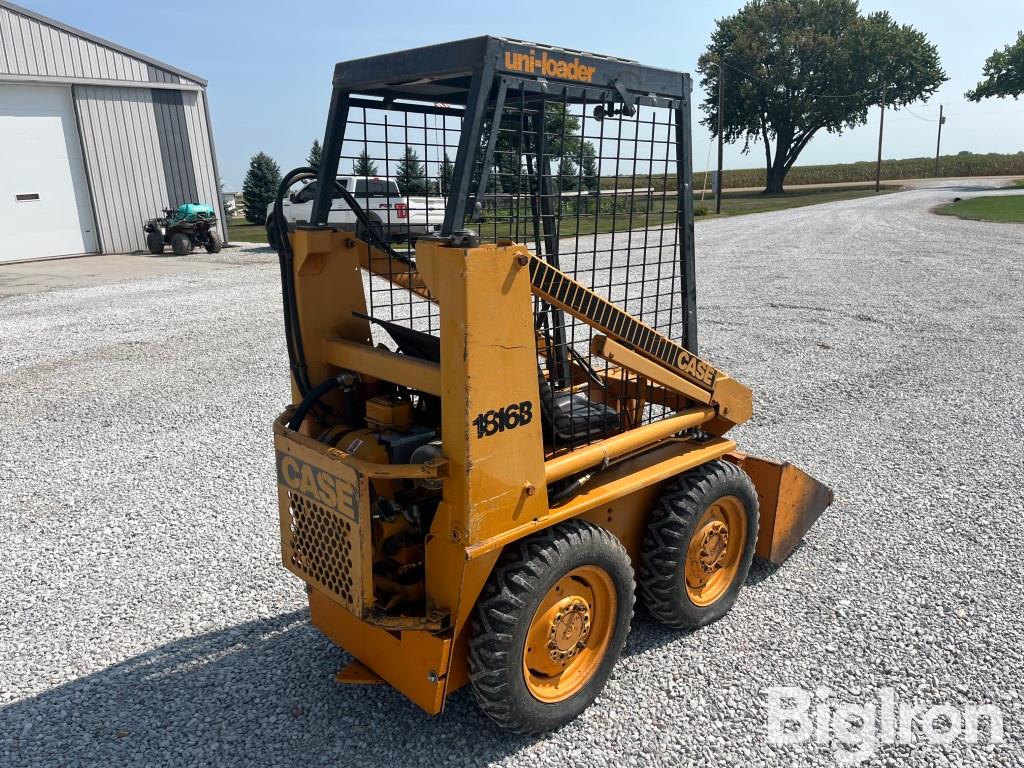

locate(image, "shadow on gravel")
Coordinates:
0 554 797 766
745 553 789 587
622 555 786 659
0 611 537 767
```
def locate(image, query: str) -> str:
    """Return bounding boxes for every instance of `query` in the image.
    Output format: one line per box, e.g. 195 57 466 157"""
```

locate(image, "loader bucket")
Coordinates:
730 454 834 564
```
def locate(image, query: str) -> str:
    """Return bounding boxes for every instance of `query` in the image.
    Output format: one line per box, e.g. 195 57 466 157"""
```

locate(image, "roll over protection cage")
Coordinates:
310 36 698 355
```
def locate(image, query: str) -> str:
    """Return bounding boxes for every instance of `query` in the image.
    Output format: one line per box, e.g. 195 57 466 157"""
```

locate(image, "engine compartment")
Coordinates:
315 385 442 617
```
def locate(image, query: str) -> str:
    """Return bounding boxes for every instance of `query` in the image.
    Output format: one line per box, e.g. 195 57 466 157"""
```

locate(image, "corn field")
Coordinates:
602 152 1024 192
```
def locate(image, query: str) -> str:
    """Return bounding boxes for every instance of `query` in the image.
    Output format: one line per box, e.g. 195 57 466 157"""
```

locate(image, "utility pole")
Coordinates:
934 105 945 177
716 57 725 215
874 81 886 193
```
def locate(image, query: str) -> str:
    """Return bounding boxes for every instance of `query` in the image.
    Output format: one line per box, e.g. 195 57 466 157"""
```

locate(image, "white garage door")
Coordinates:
0 84 97 262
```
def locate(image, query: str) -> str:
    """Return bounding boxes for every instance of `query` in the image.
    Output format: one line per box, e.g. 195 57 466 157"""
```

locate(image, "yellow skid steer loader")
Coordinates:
270 37 832 733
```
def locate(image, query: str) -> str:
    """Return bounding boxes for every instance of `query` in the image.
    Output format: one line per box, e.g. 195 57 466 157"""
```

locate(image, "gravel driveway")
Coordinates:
1 180 1021 766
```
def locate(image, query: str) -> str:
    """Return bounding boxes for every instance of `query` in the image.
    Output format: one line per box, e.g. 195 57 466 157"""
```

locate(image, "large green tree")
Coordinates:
242 151 281 224
698 0 946 193
966 31 1024 101
482 104 583 195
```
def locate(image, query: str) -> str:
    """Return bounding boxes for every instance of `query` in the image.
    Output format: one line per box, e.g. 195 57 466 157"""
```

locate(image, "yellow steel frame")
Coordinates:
275 228 830 714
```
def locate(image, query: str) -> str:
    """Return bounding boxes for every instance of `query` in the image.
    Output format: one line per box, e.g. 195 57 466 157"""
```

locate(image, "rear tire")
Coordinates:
638 459 759 630
204 230 223 253
146 231 164 255
170 232 192 255
469 520 634 734
356 217 385 245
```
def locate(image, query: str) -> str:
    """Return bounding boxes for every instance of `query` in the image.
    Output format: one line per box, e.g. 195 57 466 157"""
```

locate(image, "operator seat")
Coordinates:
537 369 621 447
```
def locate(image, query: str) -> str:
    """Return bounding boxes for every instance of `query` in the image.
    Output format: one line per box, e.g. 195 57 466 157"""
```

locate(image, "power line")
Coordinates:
902 105 938 122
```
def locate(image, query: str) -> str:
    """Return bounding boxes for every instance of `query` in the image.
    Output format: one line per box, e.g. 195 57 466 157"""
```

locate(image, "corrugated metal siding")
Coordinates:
152 89 199 205
0 5 193 84
183 90 226 241
74 85 171 253
74 85 223 253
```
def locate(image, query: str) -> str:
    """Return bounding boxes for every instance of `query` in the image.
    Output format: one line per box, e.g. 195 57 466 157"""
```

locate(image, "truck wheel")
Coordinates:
469 519 634 734
356 217 385 245
170 232 192 256
266 218 281 251
639 459 759 629
146 231 164 255
204 230 223 253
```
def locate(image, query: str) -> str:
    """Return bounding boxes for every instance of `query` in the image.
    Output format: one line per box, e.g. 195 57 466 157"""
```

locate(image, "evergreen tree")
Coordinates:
557 156 578 193
307 139 322 170
242 151 281 224
439 152 454 195
579 141 599 192
395 146 427 195
352 149 378 177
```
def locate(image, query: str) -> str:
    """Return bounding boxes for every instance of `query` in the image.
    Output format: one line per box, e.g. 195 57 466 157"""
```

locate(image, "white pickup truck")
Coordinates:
266 176 444 248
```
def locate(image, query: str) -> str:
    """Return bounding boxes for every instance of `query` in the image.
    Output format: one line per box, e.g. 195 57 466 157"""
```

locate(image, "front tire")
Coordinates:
469 520 634 734
146 231 164 255
638 460 759 629
170 232 192 255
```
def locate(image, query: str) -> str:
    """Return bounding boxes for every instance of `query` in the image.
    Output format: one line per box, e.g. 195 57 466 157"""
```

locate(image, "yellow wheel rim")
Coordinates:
684 495 747 607
522 565 617 703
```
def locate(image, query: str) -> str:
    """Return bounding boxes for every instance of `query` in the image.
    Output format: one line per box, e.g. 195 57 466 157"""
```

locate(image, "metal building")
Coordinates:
0 0 225 261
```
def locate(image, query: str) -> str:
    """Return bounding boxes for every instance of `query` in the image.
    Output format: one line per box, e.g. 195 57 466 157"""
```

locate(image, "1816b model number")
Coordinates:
473 401 534 439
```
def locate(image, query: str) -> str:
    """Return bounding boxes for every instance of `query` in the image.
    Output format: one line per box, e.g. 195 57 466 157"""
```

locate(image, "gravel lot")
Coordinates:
1 180 1021 766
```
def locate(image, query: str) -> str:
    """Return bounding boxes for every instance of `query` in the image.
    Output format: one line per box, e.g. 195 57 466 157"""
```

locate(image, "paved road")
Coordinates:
0 179 1021 766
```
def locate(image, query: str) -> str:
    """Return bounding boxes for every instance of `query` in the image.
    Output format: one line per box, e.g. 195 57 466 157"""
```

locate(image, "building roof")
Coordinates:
0 0 207 86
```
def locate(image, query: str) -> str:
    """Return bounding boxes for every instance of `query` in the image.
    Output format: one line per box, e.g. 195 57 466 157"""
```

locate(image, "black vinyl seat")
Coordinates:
537 369 620 446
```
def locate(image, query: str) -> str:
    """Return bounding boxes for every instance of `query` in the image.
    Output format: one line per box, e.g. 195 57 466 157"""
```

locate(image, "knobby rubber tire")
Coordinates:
170 232 192 256
146 231 164 255
468 519 635 734
638 459 759 630
205 230 223 253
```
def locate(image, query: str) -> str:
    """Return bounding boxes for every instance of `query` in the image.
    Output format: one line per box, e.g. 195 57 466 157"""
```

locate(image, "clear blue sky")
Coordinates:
22 0 1024 188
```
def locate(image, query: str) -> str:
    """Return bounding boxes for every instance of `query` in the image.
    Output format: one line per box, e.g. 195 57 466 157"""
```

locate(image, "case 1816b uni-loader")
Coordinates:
270 36 833 734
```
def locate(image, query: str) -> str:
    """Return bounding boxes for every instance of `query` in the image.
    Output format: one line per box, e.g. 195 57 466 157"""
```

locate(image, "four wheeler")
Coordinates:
144 203 222 255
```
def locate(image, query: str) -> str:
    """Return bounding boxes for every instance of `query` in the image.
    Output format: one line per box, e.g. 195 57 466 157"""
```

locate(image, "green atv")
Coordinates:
144 203 223 255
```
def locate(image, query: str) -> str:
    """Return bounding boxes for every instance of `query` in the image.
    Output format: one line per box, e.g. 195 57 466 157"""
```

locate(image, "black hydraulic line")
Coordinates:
273 168 318 398
273 167 416 394
287 374 346 432
274 165 421 427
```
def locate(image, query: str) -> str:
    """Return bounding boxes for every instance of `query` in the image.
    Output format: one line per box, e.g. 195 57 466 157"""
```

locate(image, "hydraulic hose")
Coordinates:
272 166 416 401
273 168 318 398
274 163 432 432
287 373 347 432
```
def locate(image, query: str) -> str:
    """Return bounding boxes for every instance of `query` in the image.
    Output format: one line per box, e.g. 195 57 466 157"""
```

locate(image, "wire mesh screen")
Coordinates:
333 84 688 451
470 83 686 449
337 104 463 339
